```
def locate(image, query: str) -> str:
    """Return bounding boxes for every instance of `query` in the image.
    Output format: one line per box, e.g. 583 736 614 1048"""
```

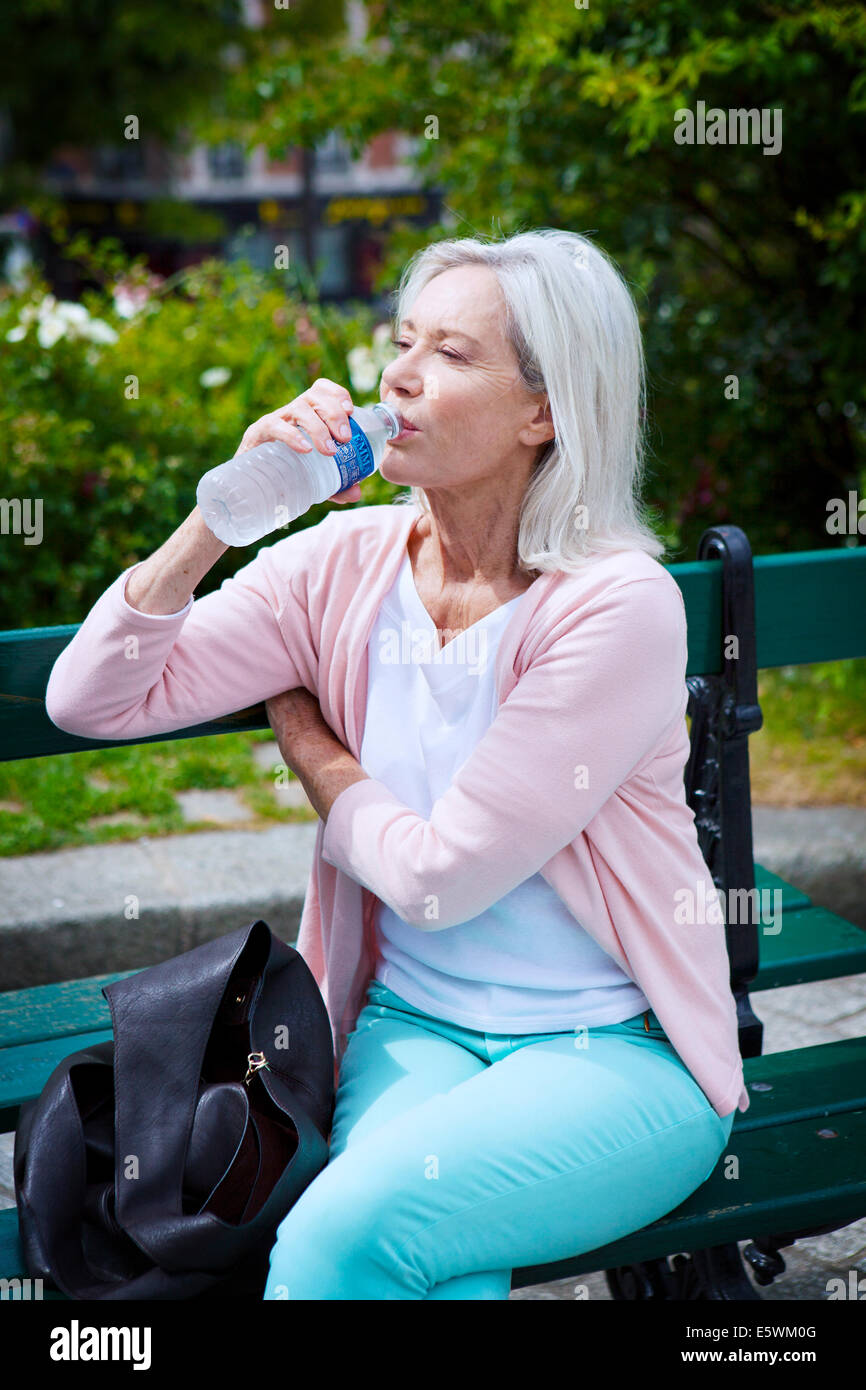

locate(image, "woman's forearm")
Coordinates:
284 729 370 824
123 506 229 615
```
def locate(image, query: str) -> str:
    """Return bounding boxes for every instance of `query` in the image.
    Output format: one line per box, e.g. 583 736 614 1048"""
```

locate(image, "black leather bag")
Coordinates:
13 920 335 1299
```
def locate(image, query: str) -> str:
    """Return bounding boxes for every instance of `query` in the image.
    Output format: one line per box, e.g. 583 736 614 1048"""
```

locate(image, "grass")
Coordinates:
0 660 863 857
0 728 316 857
746 658 866 807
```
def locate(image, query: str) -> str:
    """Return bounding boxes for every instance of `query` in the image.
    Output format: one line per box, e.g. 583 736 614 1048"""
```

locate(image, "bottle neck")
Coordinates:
371 402 402 439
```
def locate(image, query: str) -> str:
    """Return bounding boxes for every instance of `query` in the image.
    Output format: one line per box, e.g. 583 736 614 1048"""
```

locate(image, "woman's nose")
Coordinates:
382 350 422 393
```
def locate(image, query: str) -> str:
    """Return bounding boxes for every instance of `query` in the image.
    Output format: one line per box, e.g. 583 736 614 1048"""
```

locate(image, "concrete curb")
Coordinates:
0 823 318 990
0 808 864 991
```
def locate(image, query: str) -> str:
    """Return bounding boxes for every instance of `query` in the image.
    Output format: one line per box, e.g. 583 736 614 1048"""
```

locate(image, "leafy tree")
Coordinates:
0 0 345 204
224 0 866 559
0 0 253 167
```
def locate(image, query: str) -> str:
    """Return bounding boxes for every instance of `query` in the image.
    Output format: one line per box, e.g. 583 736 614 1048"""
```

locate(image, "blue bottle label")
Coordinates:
334 417 376 491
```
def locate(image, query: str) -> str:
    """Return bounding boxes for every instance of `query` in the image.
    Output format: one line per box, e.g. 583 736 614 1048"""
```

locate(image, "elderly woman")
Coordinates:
46 229 747 1301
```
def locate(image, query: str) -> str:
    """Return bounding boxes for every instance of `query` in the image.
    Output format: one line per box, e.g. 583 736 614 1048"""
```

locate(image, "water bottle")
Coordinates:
196 401 403 546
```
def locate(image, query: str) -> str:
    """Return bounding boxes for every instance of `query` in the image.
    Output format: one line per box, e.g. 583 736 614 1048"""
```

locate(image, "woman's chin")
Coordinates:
379 455 422 487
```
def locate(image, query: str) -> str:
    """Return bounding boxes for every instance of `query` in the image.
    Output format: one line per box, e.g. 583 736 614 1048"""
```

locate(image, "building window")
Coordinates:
94 143 145 181
208 142 246 180
313 132 351 175
312 223 351 296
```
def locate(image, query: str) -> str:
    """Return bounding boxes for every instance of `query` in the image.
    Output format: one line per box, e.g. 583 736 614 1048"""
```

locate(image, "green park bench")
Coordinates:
1 523 865 1300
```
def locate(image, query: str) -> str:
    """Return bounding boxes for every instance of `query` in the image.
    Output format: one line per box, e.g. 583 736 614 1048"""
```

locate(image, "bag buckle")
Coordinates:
244 1051 270 1086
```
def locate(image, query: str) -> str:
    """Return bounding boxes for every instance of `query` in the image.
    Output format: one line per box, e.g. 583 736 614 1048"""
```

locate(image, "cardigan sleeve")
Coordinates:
321 575 688 930
44 516 332 740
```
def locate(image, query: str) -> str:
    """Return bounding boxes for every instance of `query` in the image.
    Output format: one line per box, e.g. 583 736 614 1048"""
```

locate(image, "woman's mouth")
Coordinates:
391 423 421 443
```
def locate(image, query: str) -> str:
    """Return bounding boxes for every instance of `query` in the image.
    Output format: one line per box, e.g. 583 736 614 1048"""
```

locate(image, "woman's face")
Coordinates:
378 265 552 492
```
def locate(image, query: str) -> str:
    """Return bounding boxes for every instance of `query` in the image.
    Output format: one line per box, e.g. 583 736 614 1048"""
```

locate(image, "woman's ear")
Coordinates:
521 394 556 448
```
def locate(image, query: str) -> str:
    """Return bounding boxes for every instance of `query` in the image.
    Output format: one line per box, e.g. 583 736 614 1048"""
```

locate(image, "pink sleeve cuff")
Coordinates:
321 775 409 872
117 562 195 621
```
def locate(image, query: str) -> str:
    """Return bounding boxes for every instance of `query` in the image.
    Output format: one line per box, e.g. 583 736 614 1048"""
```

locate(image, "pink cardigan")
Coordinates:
45 501 749 1119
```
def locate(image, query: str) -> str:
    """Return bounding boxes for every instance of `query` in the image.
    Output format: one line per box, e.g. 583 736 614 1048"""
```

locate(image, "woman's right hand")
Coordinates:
235 379 361 504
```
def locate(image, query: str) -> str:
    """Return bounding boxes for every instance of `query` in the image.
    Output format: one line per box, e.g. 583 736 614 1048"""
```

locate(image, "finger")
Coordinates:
280 400 343 455
330 482 361 504
274 382 353 419
309 389 356 444
262 418 315 453
279 385 355 445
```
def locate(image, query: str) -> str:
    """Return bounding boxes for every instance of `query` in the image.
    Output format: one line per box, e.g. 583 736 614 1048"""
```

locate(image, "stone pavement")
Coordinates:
1 798 864 1300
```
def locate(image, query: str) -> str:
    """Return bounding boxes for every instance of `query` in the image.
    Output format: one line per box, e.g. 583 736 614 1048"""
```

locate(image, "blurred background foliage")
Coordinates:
219 0 866 561
2 0 864 624
0 222 400 627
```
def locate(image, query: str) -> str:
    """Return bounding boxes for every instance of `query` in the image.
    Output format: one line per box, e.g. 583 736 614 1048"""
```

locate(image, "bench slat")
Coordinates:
0 972 138 1049
753 862 811 912
0 1029 112 1132
736 1036 866 1129
754 905 866 990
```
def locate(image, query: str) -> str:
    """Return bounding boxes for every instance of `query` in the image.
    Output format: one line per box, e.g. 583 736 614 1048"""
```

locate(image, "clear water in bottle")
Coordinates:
196 401 403 546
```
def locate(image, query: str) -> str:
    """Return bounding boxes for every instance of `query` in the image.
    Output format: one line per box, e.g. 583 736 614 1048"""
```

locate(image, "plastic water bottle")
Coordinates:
196 401 403 546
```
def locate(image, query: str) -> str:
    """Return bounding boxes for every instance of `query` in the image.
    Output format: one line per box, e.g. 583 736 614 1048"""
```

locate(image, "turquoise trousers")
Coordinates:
264 978 735 1300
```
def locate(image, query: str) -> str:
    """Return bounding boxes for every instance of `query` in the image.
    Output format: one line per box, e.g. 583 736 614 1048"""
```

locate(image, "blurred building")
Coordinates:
34 3 440 306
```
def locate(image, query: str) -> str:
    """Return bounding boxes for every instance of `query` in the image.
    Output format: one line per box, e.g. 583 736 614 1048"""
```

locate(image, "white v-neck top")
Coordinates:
359 550 651 1031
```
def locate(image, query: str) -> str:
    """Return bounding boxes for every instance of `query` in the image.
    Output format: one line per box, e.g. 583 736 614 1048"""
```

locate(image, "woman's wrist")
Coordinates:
124 507 229 615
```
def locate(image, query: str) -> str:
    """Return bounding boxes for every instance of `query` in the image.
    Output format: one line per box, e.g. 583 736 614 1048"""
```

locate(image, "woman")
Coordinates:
46 228 748 1301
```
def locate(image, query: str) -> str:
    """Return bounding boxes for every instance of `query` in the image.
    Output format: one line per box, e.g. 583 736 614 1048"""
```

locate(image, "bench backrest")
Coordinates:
2 537 863 763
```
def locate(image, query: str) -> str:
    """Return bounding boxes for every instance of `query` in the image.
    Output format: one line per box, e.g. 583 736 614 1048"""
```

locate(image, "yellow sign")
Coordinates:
325 195 427 227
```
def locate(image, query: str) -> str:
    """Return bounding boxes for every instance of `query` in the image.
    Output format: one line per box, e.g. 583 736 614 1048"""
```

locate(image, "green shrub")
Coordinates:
1 235 401 627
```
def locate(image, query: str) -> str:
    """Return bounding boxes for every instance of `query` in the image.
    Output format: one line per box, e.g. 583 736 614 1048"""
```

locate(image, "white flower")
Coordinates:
6 292 120 351
113 289 140 319
346 345 379 393
85 318 119 344
36 314 67 348
200 366 232 389
112 280 160 319
6 300 41 341
55 302 90 329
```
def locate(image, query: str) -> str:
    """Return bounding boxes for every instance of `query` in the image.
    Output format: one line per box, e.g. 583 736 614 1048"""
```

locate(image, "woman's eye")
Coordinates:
390 338 462 361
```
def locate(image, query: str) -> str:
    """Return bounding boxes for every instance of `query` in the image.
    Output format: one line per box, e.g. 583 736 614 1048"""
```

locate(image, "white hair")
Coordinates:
386 227 667 575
